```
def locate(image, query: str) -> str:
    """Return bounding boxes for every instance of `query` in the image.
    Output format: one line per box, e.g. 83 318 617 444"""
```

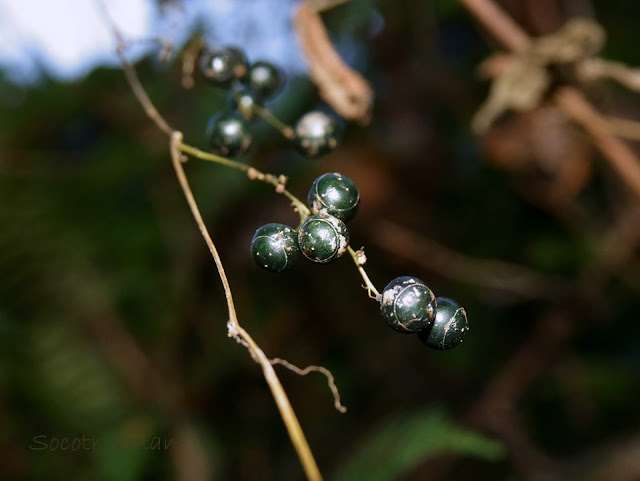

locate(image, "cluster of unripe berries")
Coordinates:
251 172 357 269
250 173 469 350
200 46 341 159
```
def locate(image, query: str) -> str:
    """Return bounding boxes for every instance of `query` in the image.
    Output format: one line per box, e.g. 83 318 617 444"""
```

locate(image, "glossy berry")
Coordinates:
231 86 262 121
251 223 299 272
418 297 468 350
206 113 252 157
200 47 248 85
294 111 340 158
380 276 436 334
297 214 349 263
308 172 360 223
246 61 283 99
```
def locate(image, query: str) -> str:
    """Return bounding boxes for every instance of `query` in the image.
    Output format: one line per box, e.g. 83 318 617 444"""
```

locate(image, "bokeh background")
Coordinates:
1 0 639 480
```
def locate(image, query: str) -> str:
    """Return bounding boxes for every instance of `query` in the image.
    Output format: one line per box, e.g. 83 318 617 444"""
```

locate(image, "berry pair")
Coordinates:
380 276 469 350
251 172 360 271
200 47 342 159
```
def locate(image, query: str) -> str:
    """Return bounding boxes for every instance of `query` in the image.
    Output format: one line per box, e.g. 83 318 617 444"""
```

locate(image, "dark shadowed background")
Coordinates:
0 0 639 480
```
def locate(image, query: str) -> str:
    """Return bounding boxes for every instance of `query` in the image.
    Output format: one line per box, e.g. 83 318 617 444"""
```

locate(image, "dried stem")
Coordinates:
271 358 347 413
460 0 640 199
252 103 296 139
169 133 322 481
294 1 373 124
371 220 568 301
604 116 640 141
347 246 381 299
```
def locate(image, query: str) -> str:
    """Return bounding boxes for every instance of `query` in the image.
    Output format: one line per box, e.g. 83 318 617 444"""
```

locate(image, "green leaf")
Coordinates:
331 408 503 481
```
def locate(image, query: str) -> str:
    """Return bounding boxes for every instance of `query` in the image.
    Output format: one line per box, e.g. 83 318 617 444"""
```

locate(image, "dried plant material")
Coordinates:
579 57 640 92
181 36 204 90
294 2 374 125
473 19 605 134
270 358 347 413
604 116 640 141
483 106 593 205
473 61 550 133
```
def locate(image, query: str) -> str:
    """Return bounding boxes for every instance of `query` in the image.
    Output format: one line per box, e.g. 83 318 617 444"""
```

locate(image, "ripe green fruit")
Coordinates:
308 172 360 223
294 111 340 158
200 47 248 85
246 61 283 99
418 297 468 350
251 223 299 272
206 113 252 157
380 276 436 333
297 214 349 263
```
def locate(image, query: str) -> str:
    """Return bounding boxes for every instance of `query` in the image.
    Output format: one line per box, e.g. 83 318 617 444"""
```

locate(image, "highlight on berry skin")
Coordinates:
294 111 341 158
308 173 360 223
246 61 284 100
251 223 299 273
200 47 248 86
380 276 437 334
417 297 469 350
297 214 349 263
206 112 252 157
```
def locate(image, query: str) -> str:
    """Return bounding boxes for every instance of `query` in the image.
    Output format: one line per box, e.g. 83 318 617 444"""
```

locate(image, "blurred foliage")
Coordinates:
1 1 639 480
331 408 503 481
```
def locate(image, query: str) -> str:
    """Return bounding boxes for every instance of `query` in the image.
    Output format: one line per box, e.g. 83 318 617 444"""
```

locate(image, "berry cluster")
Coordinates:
250 172 469 350
251 172 358 271
200 46 341 159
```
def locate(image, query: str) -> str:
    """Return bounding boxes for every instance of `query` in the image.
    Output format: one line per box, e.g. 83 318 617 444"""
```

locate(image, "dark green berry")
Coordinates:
294 111 340 158
380 276 436 334
308 172 360 223
200 47 248 85
206 113 252 157
246 61 283 99
251 223 299 272
231 86 262 121
418 297 468 350
297 214 349 263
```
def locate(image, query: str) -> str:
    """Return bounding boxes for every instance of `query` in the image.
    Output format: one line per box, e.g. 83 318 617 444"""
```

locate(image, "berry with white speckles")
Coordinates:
308 172 360 222
297 214 349 263
251 223 299 272
380 276 436 333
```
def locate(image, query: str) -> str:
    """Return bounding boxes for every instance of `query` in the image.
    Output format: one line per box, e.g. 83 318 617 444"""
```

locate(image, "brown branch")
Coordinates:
97 0 174 135
371 220 568 301
294 1 373 125
460 0 530 52
554 87 640 197
460 0 640 199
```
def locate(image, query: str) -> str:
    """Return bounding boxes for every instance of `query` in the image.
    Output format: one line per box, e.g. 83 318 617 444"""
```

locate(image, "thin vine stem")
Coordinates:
252 103 296 139
170 132 322 481
347 246 381 299
100 2 326 477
